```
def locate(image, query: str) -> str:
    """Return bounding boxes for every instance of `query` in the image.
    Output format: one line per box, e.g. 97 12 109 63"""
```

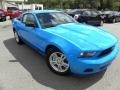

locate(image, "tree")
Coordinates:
27 0 120 10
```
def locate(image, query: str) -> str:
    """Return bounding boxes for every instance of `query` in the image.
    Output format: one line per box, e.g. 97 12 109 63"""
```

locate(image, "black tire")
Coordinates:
3 17 6 21
100 20 104 26
10 17 13 20
14 31 23 44
46 47 70 75
112 18 116 23
1 17 6 21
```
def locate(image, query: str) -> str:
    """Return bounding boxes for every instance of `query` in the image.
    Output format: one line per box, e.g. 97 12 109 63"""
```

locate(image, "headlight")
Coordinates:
80 52 96 58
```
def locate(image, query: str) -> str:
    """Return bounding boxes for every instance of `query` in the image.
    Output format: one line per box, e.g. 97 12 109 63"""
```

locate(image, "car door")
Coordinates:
20 13 46 51
82 11 91 23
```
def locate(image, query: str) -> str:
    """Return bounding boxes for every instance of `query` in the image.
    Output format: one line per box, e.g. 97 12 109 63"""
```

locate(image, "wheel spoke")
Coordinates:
62 62 69 68
50 60 57 65
52 53 58 60
60 54 66 60
58 65 63 72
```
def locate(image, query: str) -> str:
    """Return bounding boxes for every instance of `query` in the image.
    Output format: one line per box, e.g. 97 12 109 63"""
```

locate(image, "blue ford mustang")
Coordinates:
12 10 119 75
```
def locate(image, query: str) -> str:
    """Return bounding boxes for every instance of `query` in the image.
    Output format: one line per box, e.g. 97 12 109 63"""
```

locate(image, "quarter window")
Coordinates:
22 14 36 25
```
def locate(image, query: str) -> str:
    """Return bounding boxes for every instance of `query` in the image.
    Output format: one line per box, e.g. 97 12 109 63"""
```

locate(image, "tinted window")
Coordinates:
74 10 83 14
91 11 98 16
83 11 91 16
7 7 19 10
36 12 76 29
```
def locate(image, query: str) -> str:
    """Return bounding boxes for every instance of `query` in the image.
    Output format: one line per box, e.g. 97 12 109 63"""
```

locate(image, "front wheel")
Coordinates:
47 48 70 75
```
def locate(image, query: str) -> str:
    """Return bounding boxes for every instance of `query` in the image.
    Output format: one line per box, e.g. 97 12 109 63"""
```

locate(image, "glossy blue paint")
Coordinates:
12 10 119 75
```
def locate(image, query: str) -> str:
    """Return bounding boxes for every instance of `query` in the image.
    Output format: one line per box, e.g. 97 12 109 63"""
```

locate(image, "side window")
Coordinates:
22 14 28 23
22 14 36 25
83 11 91 16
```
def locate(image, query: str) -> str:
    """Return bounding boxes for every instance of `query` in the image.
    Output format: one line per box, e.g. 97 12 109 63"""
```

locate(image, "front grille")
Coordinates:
98 46 114 58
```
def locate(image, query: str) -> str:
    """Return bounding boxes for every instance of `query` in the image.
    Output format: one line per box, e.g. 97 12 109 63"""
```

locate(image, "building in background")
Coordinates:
0 0 43 10
18 4 43 10
0 0 3 8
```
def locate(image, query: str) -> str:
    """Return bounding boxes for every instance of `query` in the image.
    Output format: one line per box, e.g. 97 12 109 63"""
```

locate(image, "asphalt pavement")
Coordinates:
0 20 120 90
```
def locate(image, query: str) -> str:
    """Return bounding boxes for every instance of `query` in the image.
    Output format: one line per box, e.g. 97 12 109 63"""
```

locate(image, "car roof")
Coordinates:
67 9 97 14
25 10 62 14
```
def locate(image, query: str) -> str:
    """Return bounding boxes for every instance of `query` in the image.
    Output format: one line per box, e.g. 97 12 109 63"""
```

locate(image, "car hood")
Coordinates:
45 23 117 51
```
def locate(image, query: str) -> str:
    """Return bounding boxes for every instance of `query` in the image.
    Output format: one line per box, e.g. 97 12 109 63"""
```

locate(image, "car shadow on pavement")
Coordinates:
4 38 106 90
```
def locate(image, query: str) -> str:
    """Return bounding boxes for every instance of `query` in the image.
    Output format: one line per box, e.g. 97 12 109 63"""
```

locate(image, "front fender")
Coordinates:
47 37 81 59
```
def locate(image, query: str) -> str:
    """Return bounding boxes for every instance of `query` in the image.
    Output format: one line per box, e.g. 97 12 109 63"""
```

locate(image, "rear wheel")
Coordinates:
47 48 70 75
100 20 104 26
14 31 23 44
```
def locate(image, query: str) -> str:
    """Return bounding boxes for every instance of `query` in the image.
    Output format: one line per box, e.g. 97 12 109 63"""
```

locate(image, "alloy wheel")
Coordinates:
49 52 69 73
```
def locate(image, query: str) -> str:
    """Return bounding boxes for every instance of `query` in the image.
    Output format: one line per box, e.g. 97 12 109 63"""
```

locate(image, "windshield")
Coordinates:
36 12 76 29
112 11 119 15
91 11 99 16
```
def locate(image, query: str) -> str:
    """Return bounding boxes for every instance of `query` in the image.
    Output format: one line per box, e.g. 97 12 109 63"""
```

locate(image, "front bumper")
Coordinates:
69 45 119 75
